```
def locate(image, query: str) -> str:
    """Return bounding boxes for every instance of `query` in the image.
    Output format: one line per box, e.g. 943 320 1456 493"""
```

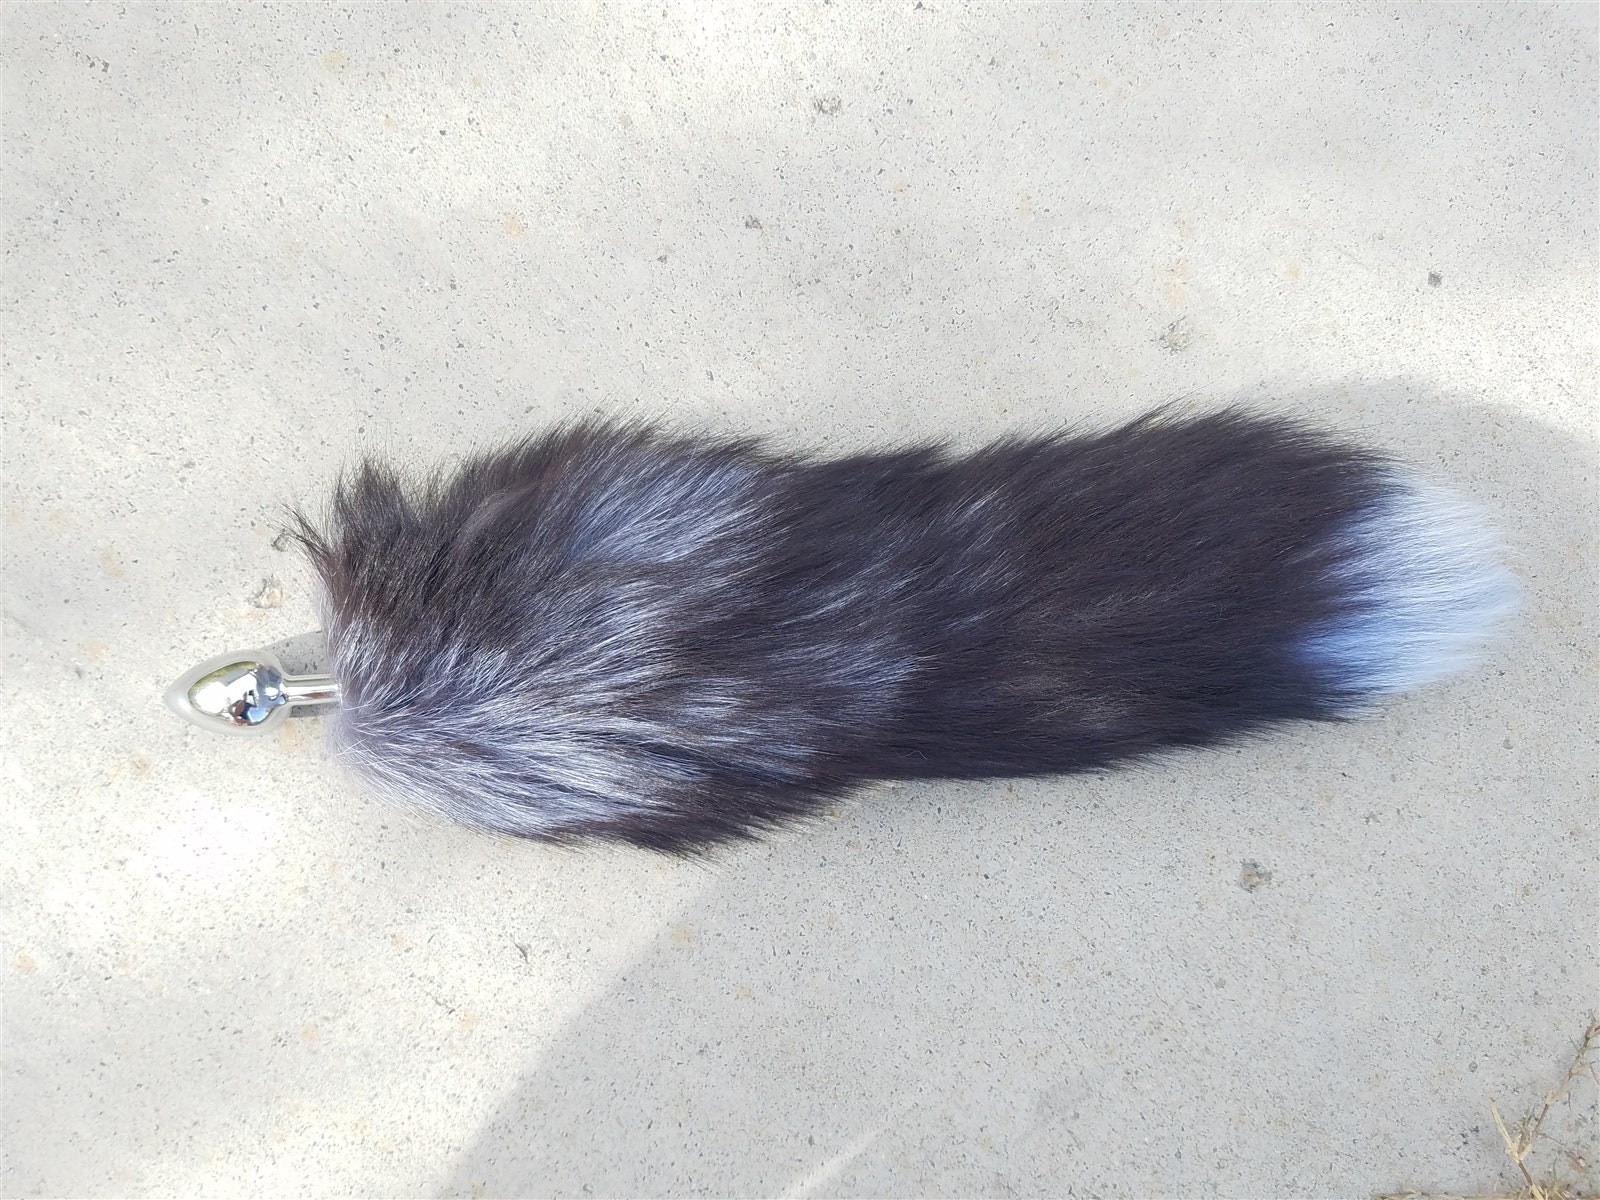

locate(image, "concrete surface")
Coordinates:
3 3 1596 1197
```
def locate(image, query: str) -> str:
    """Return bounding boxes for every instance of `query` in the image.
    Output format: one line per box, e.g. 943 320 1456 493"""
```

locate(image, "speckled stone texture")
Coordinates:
3 3 1595 1197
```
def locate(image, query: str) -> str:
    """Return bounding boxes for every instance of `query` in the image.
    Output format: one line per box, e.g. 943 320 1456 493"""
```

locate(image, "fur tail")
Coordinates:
291 410 1519 850
1298 477 1519 707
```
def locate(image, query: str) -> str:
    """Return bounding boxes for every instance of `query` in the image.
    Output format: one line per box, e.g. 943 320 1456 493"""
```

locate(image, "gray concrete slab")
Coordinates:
3 3 1595 1196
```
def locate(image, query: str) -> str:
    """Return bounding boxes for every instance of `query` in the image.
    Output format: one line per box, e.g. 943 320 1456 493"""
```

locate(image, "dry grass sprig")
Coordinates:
1381 1017 1599 1200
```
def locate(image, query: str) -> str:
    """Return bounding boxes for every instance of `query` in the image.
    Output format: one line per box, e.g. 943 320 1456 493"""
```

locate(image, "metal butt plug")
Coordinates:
165 651 339 735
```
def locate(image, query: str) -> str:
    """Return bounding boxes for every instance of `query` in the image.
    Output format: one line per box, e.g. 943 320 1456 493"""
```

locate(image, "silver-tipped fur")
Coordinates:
290 410 1518 851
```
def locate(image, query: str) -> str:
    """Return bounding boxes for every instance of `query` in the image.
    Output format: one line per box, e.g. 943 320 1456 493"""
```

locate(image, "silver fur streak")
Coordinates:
287 410 1519 852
